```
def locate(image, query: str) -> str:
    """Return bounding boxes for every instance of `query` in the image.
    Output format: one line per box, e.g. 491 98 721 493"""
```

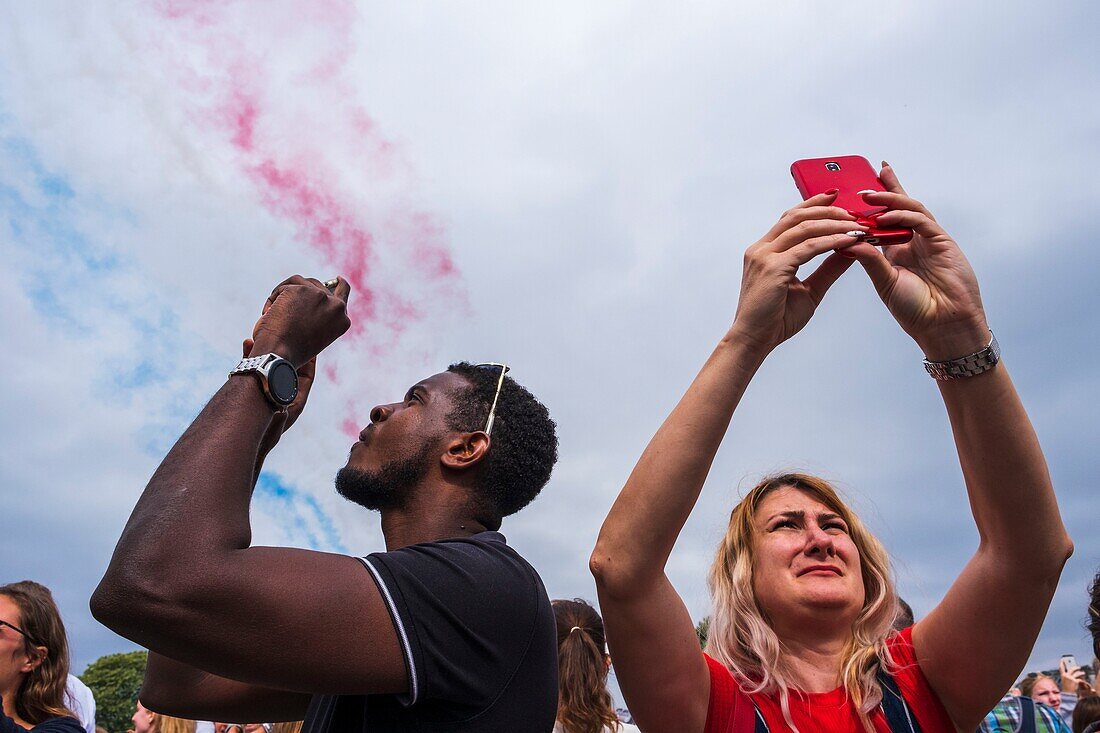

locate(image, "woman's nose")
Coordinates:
804 526 837 556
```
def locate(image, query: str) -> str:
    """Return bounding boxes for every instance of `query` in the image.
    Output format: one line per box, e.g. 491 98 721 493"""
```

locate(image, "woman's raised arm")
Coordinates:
591 193 860 732
847 164 1074 731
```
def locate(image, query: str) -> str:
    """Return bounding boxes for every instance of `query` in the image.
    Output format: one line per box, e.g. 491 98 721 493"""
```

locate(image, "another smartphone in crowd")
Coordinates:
790 155 913 246
1062 654 1080 672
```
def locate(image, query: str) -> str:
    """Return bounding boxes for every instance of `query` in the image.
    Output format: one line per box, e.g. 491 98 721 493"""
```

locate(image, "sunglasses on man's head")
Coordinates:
473 362 509 436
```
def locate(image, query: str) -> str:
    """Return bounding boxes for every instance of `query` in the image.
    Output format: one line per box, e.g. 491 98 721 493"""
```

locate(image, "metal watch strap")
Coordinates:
230 354 281 374
229 353 296 408
923 331 1000 381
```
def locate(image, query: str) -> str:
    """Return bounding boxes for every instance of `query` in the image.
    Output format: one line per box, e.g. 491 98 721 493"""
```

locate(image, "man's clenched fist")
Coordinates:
249 275 351 368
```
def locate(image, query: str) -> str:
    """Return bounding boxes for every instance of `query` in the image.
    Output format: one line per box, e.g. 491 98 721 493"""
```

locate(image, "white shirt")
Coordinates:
63 674 96 733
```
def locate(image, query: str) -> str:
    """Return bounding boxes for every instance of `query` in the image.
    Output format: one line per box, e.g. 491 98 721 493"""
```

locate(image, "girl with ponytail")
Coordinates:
553 599 637 733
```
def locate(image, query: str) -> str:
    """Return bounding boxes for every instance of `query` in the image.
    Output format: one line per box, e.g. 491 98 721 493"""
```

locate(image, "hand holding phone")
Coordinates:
1060 654 1093 694
790 155 913 246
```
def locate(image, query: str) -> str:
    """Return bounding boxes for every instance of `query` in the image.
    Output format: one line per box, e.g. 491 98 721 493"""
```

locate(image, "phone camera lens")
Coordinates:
825 162 842 171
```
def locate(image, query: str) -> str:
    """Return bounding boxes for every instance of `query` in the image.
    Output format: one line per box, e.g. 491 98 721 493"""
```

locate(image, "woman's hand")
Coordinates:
844 163 990 360
729 191 861 353
1060 660 1093 695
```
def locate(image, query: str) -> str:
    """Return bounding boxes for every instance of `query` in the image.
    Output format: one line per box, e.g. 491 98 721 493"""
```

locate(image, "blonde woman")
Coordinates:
590 165 1071 732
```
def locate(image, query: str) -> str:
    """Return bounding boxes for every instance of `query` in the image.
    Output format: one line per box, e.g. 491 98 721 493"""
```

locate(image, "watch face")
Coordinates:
269 362 299 405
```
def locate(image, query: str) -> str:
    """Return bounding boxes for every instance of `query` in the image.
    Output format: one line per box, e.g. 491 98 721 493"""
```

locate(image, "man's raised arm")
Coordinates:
90 276 407 700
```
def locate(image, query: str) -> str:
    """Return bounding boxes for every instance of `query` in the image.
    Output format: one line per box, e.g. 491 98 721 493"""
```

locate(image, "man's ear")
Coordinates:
441 431 490 472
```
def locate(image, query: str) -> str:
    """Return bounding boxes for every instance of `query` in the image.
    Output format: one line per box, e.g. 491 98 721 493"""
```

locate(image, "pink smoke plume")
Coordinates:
149 0 464 434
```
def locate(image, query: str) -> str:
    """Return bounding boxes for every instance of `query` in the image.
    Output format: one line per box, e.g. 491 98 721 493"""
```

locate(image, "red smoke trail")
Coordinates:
151 1 464 434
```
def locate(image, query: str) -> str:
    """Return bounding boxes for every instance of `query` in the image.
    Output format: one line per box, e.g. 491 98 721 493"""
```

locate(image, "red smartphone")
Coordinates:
790 155 913 246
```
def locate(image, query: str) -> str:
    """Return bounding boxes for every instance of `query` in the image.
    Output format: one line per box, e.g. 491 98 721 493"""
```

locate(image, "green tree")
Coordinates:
79 650 147 733
695 616 710 648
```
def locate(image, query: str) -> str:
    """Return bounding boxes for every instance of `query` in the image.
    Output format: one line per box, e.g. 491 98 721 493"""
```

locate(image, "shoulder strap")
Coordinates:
734 672 924 733
730 684 768 733
877 670 923 733
1017 696 1038 733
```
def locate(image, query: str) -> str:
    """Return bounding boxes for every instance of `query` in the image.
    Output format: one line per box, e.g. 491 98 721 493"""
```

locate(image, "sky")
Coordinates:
2 0 1099 703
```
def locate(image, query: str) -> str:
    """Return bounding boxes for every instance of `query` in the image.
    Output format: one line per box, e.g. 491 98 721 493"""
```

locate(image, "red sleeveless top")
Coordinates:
703 627 956 732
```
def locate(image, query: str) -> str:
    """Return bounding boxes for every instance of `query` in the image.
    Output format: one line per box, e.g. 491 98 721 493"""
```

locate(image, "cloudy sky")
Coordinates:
2 0 1099 699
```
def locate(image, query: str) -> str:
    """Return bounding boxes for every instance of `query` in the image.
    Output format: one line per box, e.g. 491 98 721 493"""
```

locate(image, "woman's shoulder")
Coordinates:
885 627 957 731
3 712 84 733
31 716 85 732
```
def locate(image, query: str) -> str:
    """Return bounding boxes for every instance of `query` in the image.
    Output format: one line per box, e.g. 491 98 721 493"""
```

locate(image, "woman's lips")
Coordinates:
798 565 842 576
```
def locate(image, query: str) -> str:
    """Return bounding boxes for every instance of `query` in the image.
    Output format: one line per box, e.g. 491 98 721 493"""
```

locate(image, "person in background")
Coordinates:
1060 657 1096 725
978 692 1069 733
0 581 82 732
1072 696 1100 733
552 599 637 733
62 676 94 733
1024 676 1066 718
131 701 195 733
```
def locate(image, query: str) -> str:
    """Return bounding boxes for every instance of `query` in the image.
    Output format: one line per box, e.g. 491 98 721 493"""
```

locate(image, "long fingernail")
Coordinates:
856 189 877 197
324 278 339 291
825 188 839 195
845 230 867 237
881 160 890 168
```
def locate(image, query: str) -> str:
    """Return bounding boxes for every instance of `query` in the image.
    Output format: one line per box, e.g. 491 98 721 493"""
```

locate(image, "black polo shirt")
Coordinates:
301 531 557 732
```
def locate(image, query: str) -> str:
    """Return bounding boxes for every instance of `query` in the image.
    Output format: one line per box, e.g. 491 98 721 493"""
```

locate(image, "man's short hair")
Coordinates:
445 362 558 527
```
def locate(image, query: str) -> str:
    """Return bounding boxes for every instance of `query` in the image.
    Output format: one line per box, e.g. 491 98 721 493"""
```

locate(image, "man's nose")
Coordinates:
369 404 394 425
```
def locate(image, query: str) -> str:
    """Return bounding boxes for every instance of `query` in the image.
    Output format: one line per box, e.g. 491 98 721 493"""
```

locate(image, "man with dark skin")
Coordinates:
90 276 560 732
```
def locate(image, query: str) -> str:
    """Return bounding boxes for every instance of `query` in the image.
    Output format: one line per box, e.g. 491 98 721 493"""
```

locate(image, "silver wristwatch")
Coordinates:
229 353 299 408
923 331 1000 381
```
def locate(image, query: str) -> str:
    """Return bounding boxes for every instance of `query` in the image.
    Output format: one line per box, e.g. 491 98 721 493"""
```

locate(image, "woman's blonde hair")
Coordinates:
705 473 899 733
1019 673 1053 698
155 716 197 733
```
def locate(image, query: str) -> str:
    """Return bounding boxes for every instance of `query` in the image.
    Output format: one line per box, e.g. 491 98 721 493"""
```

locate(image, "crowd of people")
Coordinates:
2 165 1092 733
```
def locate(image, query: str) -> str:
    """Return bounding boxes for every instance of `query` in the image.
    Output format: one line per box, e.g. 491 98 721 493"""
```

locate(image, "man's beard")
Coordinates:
335 444 433 511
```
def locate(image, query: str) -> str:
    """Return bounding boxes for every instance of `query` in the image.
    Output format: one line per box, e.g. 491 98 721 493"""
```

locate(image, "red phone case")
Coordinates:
790 155 912 245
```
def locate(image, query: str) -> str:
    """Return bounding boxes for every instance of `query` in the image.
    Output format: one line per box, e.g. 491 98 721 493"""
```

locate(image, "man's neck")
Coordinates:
379 500 489 551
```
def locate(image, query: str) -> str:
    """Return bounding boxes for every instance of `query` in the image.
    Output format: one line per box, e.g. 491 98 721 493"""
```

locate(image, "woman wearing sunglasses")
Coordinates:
590 165 1071 732
1 581 83 732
